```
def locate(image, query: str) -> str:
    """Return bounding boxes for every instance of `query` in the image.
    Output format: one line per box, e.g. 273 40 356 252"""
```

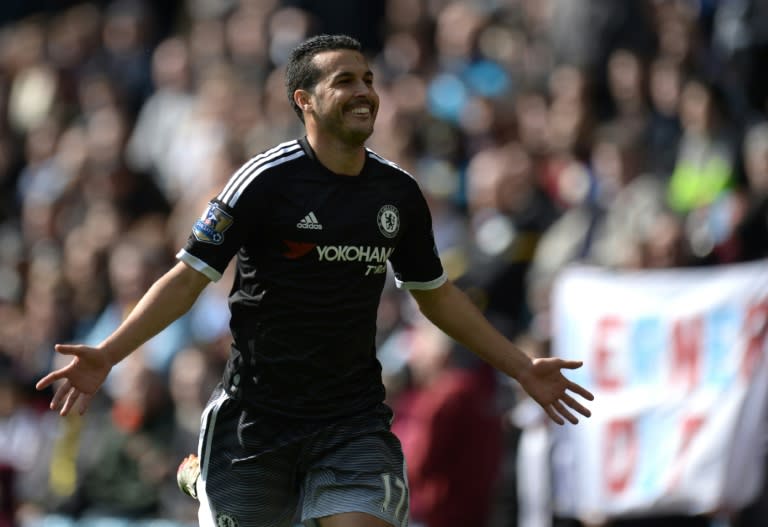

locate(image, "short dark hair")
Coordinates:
285 34 362 122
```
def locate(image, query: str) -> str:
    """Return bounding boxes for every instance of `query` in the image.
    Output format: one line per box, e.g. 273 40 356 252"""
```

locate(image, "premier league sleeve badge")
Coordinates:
193 202 234 245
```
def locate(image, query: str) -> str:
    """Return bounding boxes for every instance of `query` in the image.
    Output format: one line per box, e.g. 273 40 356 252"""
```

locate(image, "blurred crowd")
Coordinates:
0 0 767 526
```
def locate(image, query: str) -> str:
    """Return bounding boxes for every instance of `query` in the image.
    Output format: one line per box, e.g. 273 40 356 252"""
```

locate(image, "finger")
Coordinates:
60 387 79 416
557 360 584 370
77 392 94 416
36 371 65 391
545 405 565 425
54 344 85 357
553 400 578 425
568 381 595 401
563 393 591 418
50 380 72 410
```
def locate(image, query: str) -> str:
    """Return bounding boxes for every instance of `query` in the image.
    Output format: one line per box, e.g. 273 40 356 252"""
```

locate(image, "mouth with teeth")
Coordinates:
347 103 374 118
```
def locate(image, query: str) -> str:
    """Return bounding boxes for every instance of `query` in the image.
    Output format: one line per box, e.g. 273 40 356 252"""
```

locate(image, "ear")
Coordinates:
294 89 312 113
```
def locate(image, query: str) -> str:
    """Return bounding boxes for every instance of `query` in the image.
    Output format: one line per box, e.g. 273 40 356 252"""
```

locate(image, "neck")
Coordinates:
305 128 366 176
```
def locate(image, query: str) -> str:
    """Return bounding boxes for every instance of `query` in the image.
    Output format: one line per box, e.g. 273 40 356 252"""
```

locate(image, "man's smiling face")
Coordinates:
304 49 379 146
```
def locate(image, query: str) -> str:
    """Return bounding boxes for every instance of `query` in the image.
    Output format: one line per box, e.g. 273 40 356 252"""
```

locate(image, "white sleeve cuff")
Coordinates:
394 272 447 290
176 249 222 282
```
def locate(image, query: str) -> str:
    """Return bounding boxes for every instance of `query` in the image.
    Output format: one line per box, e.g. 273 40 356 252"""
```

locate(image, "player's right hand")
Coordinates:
35 344 113 416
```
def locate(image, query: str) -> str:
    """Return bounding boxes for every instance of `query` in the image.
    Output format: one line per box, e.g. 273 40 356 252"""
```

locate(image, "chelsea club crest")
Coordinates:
377 204 399 238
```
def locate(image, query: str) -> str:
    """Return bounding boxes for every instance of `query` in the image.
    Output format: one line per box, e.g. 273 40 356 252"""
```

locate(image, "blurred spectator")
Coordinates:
712 0 768 124
45 3 104 110
281 0 386 54
52 354 179 521
91 0 156 114
126 35 195 187
267 5 312 69
651 0 706 75
510 332 608 527
667 77 737 214
391 317 503 527
224 1 272 82
458 141 560 336
4 17 55 135
0 356 58 526
77 107 170 229
16 114 67 245
635 210 694 269
644 56 684 177
526 124 668 334
0 131 22 225
79 228 191 382
16 242 75 382
156 62 234 203
60 218 112 336
604 48 649 136
186 15 227 75
163 345 221 523
732 121 768 261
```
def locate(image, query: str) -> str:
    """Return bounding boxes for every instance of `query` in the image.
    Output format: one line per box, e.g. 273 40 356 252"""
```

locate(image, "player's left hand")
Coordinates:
516 357 594 425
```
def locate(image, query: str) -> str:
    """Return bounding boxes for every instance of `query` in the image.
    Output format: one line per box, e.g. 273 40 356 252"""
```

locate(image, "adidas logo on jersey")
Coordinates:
297 212 323 230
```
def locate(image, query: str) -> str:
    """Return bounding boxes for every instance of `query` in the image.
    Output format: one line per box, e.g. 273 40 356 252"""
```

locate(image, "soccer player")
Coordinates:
36 34 594 527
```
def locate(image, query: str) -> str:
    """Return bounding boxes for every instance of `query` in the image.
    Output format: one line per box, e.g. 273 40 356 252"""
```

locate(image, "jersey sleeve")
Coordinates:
176 167 266 282
388 180 447 290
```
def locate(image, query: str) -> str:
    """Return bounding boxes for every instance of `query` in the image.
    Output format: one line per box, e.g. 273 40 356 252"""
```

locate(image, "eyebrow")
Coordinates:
329 70 374 82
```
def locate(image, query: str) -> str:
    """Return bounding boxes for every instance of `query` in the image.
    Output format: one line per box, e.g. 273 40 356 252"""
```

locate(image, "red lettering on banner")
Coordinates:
605 419 637 494
671 317 703 389
742 300 768 381
595 316 623 390
680 415 705 451
667 414 705 491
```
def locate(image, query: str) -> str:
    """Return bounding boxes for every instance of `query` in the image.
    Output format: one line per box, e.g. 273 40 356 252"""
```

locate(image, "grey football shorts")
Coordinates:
196 387 409 527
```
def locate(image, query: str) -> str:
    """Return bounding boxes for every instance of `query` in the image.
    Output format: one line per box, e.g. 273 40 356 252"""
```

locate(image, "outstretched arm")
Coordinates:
36 261 211 416
409 280 594 425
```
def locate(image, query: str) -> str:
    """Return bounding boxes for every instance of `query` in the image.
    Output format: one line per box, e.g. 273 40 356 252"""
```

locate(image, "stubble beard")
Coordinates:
327 115 375 147
343 123 374 146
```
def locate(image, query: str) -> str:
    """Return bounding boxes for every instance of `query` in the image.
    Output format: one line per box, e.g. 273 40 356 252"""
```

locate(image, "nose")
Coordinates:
353 78 374 97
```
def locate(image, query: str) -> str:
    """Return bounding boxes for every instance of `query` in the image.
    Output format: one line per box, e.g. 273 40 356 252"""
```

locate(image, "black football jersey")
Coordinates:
178 138 446 419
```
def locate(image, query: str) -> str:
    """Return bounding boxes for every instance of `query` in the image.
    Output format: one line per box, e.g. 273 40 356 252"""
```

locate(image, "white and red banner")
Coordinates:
550 261 768 521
